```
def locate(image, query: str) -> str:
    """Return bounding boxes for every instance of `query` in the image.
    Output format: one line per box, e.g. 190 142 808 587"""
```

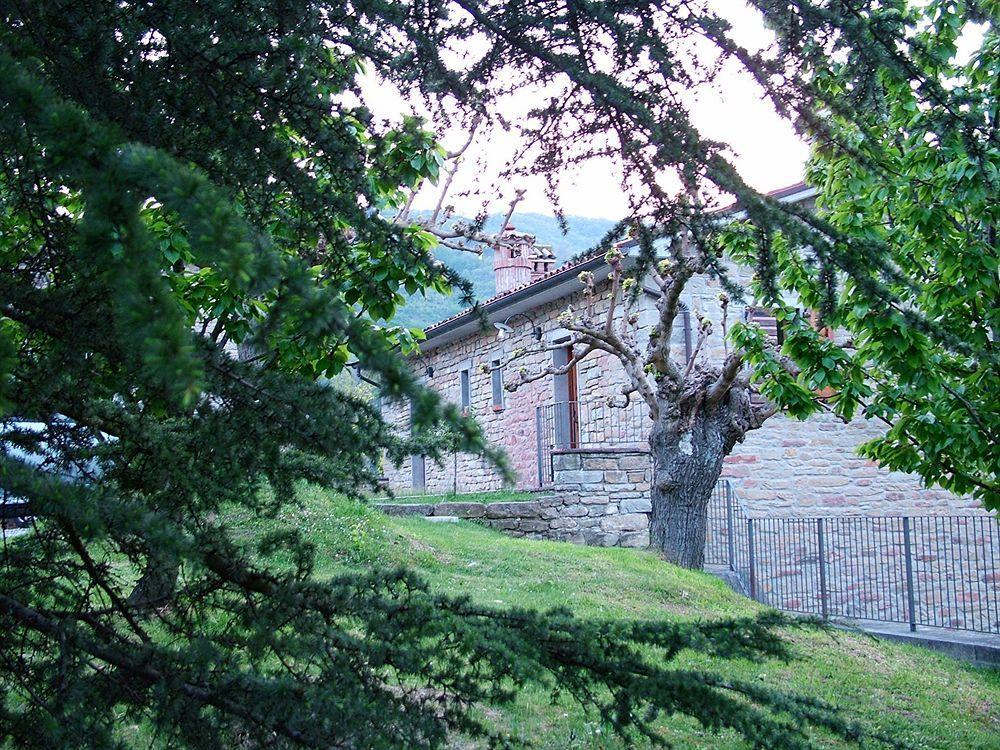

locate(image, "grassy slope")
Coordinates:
225 488 1000 749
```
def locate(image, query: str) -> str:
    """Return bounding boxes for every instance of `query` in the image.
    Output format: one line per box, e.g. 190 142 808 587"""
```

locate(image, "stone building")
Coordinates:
380 182 982 524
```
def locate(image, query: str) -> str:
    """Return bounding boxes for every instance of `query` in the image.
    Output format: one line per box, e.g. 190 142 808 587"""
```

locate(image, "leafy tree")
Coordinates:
722 0 998 506
0 2 899 748
800 2 999 506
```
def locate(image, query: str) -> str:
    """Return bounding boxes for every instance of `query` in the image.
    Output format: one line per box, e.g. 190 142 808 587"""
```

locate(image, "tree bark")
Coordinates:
648 404 734 568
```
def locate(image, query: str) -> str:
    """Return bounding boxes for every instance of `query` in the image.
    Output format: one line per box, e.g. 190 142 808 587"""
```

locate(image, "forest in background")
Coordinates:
393 212 615 327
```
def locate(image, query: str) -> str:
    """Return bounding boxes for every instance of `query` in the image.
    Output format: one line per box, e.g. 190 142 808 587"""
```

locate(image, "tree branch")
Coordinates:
706 352 743 405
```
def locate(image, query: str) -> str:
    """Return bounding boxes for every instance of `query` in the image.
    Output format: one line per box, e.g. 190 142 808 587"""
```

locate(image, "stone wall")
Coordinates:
378 447 654 548
722 412 982 516
674 265 981 516
548 448 652 547
382 251 981 518
379 278 680 494
377 496 625 542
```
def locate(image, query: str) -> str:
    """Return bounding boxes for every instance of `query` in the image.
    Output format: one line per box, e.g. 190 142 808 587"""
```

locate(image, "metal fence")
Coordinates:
706 480 1000 634
535 400 650 486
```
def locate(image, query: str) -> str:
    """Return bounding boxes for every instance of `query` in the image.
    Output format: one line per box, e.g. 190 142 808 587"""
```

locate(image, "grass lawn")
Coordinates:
223 486 1000 749
375 488 541 504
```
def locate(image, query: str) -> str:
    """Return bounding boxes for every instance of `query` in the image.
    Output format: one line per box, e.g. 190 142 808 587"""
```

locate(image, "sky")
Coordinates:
359 2 810 221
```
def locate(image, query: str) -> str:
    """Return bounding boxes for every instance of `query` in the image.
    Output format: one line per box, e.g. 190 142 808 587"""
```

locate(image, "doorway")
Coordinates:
552 344 579 448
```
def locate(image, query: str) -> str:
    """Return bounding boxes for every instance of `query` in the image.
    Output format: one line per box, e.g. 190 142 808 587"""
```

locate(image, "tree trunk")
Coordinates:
127 553 179 612
648 406 733 568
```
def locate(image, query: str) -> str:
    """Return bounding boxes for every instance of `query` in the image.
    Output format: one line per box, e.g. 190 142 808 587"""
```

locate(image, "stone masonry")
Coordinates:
548 448 651 547
379 278 663 494
378 447 654 548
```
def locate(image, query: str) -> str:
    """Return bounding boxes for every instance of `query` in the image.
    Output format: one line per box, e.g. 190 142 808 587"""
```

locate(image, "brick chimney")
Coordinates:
493 225 534 294
529 244 556 281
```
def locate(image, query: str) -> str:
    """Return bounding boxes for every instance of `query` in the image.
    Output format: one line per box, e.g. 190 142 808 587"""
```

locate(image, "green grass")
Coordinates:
223 486 1000 749
375 488 541 505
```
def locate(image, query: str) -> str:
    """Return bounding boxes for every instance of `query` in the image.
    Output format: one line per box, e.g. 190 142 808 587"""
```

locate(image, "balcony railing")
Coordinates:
535 399 650 486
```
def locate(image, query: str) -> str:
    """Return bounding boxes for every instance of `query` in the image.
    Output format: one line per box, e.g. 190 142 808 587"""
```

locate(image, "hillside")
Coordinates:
223 488 1000 750
393 212 617 328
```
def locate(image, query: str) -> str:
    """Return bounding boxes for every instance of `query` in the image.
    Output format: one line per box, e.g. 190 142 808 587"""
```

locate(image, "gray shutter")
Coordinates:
409 401 425 490
490 359 504 409
460 369 471 412
745 306 783 346
679 304 692 362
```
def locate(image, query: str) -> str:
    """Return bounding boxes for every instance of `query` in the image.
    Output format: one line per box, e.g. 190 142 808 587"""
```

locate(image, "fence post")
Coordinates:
725 482 736 572
747 517 757 601
817 518 828 619
903 516 917 632
535 406 544 488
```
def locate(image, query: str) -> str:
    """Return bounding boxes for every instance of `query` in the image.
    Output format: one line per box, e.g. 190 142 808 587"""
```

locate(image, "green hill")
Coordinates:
223 488 1000 750
393 212 617 328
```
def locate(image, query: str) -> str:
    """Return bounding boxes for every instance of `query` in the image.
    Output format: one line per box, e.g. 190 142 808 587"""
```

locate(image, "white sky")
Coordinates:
360 2 810 221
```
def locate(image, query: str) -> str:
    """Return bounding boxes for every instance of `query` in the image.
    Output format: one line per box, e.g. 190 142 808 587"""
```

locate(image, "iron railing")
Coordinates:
532 399 999 634
706 480 1000 634
535 399 650 486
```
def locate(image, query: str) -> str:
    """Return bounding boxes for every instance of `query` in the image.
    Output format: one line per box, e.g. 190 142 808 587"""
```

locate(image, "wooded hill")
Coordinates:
393 212 616 328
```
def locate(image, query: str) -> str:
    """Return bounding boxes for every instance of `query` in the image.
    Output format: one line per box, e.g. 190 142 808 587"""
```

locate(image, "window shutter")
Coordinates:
745 306 782 408
409 400 425 489
460 369 471 412
491 359 504 410
745 306 783 346
676 304 693 363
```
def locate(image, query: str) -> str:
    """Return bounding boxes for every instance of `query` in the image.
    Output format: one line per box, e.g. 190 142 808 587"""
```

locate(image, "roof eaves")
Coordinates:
417 180 814 338
422 251 607 343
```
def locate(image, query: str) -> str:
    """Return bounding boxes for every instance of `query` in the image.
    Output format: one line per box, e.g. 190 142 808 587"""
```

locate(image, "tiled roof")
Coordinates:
716 181 811 214
423 248 604 336
422 180 812 336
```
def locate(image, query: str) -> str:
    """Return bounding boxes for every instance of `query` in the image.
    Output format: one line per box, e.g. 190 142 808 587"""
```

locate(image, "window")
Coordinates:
745 306 783 408
745 306 783 346
460 368 471 413
491 359 504 410
808 309 836 341
808 310 837 400
551 344 579 448
677 303 693 363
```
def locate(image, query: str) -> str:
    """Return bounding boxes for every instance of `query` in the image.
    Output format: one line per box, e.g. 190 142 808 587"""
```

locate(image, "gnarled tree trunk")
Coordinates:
500 241 782 569
649 390 751 568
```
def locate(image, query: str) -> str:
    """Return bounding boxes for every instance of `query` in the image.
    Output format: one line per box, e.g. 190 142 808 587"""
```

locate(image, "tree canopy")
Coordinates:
723 1 999 507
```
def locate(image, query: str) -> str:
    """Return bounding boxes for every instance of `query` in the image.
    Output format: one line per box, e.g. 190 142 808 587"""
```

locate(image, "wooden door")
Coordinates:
552 345 579 448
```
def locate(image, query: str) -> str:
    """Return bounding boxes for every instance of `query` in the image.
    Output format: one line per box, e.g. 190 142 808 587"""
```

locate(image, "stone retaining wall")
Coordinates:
378 447 654 548
549 447 652 547
377 492 649 548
